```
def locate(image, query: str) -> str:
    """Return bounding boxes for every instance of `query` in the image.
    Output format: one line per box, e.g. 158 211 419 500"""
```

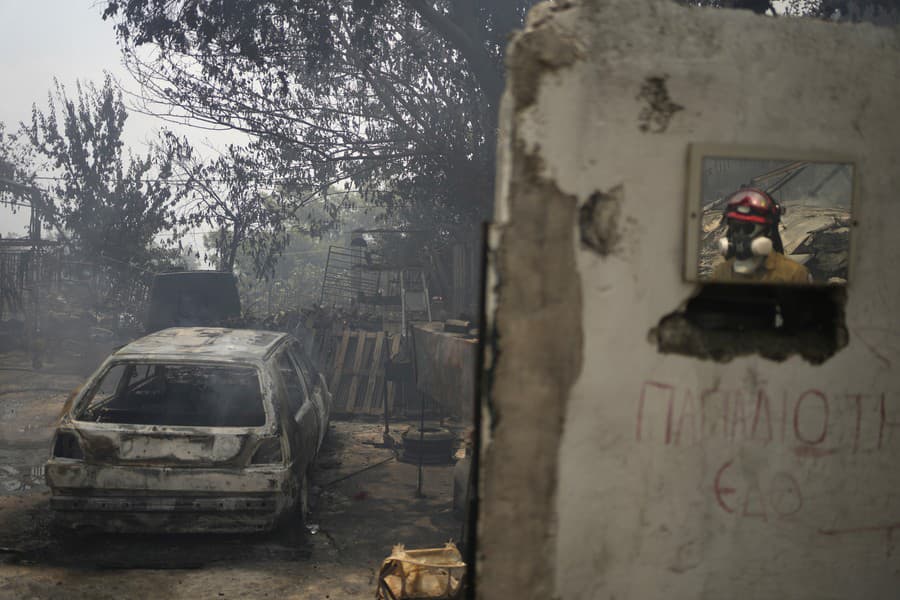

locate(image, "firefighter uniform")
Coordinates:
712 251 812 284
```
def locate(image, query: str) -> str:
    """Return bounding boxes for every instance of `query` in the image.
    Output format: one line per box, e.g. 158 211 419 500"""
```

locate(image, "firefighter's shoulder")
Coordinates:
771 253 812 283
711 258 735 281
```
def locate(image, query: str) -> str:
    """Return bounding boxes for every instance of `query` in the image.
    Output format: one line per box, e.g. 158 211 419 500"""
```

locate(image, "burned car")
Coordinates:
45 327 331 533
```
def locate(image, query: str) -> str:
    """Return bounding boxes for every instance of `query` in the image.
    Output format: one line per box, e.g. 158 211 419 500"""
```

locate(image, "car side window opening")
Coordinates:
277 352 307 417
77 362 266 427
94 364 128 401
287 343 314 391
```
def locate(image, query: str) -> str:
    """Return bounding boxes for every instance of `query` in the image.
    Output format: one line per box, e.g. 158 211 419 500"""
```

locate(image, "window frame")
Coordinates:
72 358 271 429
276 349 309 419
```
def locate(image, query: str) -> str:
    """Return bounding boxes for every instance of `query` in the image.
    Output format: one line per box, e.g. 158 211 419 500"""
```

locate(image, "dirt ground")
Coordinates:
0 348 463 600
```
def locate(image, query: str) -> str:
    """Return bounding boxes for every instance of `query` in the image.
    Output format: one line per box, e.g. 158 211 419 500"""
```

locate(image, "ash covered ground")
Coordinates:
0 348 461 599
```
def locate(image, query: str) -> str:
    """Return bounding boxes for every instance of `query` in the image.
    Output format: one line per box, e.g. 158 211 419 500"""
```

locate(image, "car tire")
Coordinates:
400 425 456 464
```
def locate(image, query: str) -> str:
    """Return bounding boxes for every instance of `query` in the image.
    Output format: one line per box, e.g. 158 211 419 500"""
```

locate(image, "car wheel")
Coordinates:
400 425 456 464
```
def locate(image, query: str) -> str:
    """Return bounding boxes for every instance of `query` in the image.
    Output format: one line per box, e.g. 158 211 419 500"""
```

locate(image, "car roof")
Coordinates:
113 327 289 362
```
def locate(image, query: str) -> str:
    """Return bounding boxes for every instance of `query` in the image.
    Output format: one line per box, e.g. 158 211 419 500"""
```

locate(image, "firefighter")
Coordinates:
711 188 812 284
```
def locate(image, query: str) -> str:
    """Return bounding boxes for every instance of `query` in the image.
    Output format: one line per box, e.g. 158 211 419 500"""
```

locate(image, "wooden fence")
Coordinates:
327 330 403 416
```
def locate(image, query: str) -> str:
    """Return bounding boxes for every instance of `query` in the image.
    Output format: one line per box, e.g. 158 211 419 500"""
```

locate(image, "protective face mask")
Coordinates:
750 236 772 256
718 224 773 260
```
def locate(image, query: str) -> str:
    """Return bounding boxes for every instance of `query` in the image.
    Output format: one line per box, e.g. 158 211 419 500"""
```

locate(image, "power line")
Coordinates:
29 174 389 190
0 199 34 209
31 175 231 184
156 230 221 236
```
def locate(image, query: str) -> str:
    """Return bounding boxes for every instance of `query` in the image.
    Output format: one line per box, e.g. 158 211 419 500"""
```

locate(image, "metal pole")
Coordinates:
383 332 390 438
400 270 407 337
421 270 432 322
319 246 333 306
29 193 42 369
417 386 425 498
0 256 6 323
409 324 425 498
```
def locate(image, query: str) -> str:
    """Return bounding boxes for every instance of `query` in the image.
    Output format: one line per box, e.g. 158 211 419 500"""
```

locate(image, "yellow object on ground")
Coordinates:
375 542 466 600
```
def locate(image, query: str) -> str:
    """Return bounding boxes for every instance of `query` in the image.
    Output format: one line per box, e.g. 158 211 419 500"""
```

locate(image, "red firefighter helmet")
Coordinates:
723 188 781 226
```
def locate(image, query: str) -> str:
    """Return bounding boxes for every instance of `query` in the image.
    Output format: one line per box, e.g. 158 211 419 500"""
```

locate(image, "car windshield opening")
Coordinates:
76 363 266 427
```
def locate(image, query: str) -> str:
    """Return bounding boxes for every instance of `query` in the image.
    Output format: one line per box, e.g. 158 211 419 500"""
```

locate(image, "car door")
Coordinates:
275 350 317 475
287 341 328 451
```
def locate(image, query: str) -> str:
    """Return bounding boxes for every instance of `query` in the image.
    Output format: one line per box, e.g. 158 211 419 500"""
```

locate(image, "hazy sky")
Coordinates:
0 0 244 236
0 0 797 238
0 1 184 148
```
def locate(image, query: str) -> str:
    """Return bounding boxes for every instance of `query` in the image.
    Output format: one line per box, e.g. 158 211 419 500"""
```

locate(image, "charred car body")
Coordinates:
45 327 331 533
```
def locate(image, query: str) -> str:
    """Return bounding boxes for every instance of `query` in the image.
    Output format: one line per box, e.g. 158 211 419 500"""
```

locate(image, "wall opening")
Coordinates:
651 283 847 364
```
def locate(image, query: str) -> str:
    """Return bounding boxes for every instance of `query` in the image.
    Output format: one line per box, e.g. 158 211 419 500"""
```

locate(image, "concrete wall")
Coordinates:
478 1 900 598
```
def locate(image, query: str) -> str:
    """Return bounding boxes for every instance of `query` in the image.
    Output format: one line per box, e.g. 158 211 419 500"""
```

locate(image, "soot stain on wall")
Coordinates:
637 75 684 133
579 186 623 256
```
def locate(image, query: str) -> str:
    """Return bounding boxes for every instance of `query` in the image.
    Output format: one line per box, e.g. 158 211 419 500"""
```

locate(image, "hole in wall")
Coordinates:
650 283 847 364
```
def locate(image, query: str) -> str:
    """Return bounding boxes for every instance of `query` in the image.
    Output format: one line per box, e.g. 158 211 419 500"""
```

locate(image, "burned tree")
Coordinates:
101 1 539 243
168 140 293 277
24 75 184 274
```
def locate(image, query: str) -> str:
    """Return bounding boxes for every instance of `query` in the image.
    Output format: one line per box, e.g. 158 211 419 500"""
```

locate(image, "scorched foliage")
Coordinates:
102 0 539 243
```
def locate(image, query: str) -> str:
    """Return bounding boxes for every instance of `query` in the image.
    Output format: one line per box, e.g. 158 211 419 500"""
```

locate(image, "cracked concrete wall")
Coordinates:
479 1 900 598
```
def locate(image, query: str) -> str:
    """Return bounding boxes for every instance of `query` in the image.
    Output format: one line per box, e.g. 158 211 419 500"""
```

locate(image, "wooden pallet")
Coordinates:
328 330 402 416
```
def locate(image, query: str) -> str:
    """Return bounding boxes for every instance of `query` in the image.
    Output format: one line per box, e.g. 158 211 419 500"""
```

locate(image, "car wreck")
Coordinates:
45 327 331 533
